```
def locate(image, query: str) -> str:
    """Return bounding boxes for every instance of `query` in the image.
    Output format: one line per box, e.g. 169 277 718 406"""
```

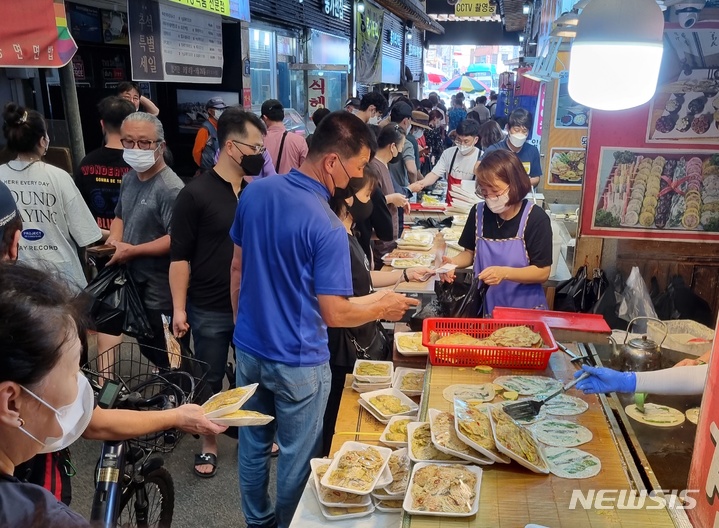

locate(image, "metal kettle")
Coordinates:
609 317 668 372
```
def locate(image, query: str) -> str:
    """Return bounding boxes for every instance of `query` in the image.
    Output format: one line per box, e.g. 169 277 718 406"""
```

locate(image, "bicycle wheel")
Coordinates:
117 467 174 528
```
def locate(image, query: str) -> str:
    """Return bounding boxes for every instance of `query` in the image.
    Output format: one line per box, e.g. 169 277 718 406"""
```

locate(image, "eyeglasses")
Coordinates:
476 186 510 199
121 139 161 150
232 140 266 155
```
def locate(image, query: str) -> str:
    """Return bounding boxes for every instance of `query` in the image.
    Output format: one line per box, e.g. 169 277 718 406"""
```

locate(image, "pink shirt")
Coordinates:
264 123 309 174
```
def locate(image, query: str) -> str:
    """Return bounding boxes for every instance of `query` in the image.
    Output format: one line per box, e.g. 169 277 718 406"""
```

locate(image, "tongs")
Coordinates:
502 372 590 421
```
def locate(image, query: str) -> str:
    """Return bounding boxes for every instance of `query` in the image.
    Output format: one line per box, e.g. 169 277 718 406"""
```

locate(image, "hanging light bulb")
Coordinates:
519 34 525 43
406 30 413 40
357 0 365 13
569 0 664 111
523 1 531 15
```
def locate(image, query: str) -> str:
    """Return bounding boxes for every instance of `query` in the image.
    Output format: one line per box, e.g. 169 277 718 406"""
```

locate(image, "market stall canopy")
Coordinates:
374 0 445 34
0 0 77 68
439 75 490 94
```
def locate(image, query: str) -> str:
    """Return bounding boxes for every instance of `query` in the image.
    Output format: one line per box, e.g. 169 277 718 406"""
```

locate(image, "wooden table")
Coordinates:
328 347 684 528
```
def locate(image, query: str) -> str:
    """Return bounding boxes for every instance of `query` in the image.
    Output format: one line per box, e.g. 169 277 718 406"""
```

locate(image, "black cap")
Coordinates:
0 181 19 240
206 97 228 110
261 99 284 120
344 97 360 109
390 101 413 122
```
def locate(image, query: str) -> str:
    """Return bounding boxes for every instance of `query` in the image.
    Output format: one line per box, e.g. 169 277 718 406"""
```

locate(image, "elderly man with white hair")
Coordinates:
106 112 185 367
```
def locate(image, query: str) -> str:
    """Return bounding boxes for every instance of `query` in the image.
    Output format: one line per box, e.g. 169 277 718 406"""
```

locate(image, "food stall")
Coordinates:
289 295 706 527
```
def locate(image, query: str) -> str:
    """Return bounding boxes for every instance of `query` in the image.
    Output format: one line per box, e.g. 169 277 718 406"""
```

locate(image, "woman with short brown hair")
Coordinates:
443 149 552 315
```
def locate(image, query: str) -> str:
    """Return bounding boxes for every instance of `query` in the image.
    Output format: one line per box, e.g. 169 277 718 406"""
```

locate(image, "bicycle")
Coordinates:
82 342 209 528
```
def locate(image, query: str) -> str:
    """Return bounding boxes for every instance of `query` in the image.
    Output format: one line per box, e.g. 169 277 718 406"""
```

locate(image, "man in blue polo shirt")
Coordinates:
482 107 542 187
229 111 419 528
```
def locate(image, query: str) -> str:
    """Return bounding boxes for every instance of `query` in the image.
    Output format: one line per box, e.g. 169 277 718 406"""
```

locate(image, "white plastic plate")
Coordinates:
394 332 429 357
402 462 483 517
309 478 375 520
209 410 274 427
488 405 550 474
428 408 493 466
406 422 469 464
374 498 404 513
358 399 389 424
392 367 426 396
352 381 392 394
353 360 394 383
309 458 371 508
452 401 510 464
379 415 415 448
320 441 392 496
360 388 419 419
202 383 258 419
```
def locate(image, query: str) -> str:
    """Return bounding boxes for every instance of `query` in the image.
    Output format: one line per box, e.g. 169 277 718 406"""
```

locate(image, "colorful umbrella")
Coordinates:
439 75 490 94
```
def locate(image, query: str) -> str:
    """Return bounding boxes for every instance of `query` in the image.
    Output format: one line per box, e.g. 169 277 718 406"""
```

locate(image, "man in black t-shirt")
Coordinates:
75 97 135 234
169 108 267 478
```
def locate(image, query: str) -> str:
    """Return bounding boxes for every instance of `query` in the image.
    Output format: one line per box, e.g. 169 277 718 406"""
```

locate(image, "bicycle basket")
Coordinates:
83 342 210 453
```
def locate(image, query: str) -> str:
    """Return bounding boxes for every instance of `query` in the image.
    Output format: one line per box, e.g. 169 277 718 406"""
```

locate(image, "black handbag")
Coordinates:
84 265 154 339
342 322 391 361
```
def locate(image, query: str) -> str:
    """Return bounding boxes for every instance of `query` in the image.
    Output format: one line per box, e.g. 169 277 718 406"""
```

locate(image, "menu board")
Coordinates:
587 147 719 241
128 0 223 83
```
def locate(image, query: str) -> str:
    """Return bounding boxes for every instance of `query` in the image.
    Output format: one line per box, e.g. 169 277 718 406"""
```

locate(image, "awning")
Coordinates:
374 0 445 34
0 0 77 68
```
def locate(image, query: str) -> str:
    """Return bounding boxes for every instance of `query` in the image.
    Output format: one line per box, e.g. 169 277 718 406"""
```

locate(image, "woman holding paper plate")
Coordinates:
441 149 553 316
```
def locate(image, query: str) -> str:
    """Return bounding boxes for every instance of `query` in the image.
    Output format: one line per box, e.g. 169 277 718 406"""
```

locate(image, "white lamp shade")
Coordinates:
568 0 665 111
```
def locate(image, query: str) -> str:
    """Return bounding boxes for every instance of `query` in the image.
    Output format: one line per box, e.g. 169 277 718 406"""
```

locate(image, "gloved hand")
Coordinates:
574 365 637 394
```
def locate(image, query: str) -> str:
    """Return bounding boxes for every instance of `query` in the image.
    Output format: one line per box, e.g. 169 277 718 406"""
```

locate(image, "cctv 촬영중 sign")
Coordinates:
454 0 496 17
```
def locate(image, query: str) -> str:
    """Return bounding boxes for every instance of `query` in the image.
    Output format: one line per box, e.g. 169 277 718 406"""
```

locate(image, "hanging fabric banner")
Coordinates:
355 1 383 84
0 0 77 68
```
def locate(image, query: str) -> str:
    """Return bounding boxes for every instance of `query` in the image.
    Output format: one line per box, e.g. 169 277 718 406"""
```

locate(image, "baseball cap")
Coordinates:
261 99 284 120
206 97 228 110
344 97 361 109
390 101 413 122
0 181 20 239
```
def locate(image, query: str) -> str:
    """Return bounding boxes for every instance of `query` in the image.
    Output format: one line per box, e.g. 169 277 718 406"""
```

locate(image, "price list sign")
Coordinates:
129 0 223 83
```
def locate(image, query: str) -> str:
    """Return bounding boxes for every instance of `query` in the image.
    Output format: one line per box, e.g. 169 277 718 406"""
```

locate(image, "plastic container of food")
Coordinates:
358 399 390 424
453 401 510 464
209 410 274 427
360 388 419 419
379 415 415 448
392 367 426 396
320 441 392 495
394 332 429 356
202 383 258 419
402 462 483 517
309 480 375 520
309 458 372 508
406 422 469 464
353 360 394 383
428 409 493 466
488 405 550 474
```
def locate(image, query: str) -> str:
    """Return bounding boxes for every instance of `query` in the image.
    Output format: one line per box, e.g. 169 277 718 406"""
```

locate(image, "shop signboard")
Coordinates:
167 0 250 21
0 0 78 68
355 1 383 84
128 0 223 83
307 74 328 113
454 0 495 18
687 314 719 527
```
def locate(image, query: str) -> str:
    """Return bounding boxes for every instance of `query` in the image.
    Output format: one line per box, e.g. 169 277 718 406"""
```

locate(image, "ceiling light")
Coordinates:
523 2 531 15
569 0 664 110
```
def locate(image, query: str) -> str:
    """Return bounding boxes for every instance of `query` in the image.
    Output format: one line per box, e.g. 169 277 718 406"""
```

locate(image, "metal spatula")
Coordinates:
502 373 591 421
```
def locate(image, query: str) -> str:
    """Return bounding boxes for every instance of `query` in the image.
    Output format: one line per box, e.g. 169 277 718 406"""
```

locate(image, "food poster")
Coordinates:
588 147 719 241
646 22 719 143
542 52 589 191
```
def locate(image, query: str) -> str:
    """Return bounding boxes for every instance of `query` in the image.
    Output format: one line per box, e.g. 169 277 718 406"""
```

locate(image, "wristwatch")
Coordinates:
402 269 409 282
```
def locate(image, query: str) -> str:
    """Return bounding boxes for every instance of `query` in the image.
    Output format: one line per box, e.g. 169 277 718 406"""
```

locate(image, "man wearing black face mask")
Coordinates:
170 108 267 478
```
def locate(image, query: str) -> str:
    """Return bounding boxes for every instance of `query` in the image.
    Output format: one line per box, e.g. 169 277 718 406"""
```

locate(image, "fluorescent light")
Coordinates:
569 0 664 110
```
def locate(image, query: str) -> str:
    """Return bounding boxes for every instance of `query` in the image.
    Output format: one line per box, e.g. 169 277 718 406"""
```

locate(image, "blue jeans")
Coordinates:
236 350 331 528
186 303 234 395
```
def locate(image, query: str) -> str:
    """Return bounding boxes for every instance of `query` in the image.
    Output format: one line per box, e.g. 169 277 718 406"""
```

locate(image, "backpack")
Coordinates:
200 119 219 170
14 450 74 506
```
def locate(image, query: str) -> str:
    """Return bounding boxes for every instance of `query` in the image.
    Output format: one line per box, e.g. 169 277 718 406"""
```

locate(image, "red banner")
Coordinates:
688 315 719 527
0 0 77 68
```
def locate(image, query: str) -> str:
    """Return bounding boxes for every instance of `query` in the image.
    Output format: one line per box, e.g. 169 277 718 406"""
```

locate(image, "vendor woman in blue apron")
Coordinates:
442 149 552 315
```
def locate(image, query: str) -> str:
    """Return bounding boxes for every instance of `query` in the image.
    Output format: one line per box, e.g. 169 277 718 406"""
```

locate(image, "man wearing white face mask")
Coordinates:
193 97 228 170
482 108 542 187
106 112 185 368
354 91 389 125
410 119 481 204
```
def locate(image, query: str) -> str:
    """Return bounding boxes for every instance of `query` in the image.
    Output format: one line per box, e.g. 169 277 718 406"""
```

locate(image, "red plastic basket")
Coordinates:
421 318 558 369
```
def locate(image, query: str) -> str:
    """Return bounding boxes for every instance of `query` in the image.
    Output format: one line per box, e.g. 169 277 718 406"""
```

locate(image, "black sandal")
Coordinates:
194 453 218 478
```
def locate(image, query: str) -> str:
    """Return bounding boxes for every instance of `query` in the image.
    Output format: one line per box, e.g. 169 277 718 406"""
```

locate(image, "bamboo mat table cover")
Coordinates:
401 350 676 528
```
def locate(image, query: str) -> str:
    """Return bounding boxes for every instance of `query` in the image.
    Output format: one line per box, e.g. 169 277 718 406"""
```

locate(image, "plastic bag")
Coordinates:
85 265 154 339
618 267 658 322
436 271 487 318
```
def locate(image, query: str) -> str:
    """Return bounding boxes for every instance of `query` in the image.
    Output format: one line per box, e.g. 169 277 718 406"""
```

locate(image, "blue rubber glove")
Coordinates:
574 365 637 394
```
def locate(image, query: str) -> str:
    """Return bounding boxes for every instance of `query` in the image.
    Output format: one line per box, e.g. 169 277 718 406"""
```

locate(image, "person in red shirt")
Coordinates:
192 97 228 170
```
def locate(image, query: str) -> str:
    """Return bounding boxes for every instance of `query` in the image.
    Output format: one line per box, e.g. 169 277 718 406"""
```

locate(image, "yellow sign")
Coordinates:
167 0 250 20
454 0 496 17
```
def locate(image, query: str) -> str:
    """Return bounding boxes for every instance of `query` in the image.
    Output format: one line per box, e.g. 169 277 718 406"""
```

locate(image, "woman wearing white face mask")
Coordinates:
0 263 226 525
0 102 102 291
441 150 552 316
